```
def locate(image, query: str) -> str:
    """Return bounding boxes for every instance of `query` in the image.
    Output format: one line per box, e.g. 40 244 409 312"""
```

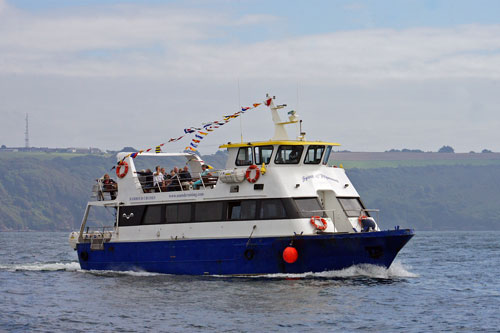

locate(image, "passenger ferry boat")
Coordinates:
69 95 414 275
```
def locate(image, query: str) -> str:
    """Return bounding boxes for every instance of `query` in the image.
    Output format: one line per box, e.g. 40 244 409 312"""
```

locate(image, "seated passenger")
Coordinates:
193 164 211 189
166 167 181 191
137 169 147 188
179 165 193 189
153 165 164 192
136 169 153 192
102 173 117 200
160 167 167 191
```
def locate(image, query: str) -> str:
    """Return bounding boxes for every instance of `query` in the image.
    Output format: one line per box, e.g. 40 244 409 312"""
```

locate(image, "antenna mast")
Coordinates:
24 113 30 148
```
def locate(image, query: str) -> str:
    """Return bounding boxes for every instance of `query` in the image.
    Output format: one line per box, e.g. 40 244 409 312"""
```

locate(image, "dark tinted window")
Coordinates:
295 198 326 218
323 146 333 165
304 145 325 164
274 145 303 164
195 202 223 222
119 205 145 226
143 205 163 225
260 199 286 219
255 145 274 165
165 205 177 223
227 200 257 220
178 204 192 222
338 197 365 217
235 147 253 166
166 203 192 223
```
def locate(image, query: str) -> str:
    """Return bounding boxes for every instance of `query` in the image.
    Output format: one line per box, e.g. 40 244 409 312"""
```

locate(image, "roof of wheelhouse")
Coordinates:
219 140 341 149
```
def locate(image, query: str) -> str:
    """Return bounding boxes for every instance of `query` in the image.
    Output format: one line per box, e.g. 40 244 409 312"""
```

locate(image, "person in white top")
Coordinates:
153 165 164 191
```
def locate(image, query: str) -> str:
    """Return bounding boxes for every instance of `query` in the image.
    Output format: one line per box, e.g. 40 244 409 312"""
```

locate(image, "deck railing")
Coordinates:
93 171 221 200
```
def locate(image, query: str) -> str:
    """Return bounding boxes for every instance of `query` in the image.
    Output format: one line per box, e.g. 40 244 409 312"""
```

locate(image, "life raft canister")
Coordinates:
116 161 129 178
245 164 260 183
310 216 327 231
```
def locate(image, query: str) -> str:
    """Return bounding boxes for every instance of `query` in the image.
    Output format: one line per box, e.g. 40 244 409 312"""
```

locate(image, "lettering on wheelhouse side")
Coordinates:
129 195 157 201
302 173 339 183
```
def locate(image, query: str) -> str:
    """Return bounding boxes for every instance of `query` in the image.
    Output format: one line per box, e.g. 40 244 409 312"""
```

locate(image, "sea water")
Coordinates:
0 231 499 332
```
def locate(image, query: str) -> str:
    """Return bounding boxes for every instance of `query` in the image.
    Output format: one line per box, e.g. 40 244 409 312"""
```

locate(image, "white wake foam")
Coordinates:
0 261 161 277
0 262 81 272
237 260 418 279
0 260 417 279
85 269 161 277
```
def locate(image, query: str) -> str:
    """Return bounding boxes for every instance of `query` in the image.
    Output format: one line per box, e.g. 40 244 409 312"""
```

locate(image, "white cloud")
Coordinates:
0 2 499 83
1 2 500 152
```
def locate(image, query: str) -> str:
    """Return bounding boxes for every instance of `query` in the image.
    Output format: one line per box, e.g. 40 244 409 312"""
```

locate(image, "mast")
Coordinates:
267 94 300 140
25 113 30 148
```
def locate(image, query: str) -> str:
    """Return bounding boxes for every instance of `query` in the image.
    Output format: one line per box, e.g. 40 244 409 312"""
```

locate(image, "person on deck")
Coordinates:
153 165 164 192
166 167 181 191
102 173 117 200
193 164 211 189
179 165 193 189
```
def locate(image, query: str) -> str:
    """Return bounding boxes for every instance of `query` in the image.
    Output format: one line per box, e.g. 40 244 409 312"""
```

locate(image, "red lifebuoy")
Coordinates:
310 216 327 231
116 161 129 178
245 164 260 183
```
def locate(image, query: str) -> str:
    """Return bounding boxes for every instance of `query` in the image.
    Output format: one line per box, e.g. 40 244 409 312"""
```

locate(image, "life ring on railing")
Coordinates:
116 161 129 178
310 216 327 231
245 164 260 183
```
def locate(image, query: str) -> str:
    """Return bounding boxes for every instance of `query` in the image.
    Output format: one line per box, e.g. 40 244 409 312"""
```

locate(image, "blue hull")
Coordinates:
77 229 414 275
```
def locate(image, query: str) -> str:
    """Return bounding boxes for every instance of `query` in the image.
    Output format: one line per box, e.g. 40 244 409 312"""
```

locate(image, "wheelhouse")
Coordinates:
220 140 340 168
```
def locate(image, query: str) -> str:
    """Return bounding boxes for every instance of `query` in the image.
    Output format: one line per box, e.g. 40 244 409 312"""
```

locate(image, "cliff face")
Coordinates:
0 152 498 231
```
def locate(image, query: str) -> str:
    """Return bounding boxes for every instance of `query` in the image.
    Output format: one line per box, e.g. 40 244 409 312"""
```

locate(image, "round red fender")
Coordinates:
116 161 129 179
283 247 298 263
245 164 260 183
310 216 328 231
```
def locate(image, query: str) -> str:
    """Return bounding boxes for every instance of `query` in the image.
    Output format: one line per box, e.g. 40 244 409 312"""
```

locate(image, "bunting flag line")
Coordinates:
119 97 272 164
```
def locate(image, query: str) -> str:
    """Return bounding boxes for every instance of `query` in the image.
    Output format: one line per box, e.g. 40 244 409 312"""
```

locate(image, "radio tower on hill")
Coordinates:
25 113 30 148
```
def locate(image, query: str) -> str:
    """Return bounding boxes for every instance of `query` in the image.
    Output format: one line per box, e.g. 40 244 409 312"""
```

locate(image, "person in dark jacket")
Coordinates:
102 173 117 199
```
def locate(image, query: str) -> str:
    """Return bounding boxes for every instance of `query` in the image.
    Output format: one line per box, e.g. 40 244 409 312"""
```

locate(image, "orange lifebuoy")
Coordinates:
116 161 129 178
310 216 327 231
245 164 260 183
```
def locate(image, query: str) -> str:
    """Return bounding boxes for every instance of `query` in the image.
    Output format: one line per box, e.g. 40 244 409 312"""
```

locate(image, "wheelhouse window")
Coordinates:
338 197 365 217
235 147 253 166
322 146 333 165
294 197 326 218
274 145 304 164
304 145 325 164
254 145 274 165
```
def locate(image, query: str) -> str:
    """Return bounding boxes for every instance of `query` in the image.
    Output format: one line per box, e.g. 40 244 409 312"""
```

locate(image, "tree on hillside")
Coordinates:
438 145 454 153
481 149 493 153
120 146 137 152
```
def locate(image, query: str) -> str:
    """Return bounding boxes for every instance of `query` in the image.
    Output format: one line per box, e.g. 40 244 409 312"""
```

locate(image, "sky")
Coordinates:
1 0 500 153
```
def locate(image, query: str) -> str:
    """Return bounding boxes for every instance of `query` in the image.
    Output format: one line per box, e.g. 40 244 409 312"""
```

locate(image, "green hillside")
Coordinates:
0 151 498 231
348 165 500 230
